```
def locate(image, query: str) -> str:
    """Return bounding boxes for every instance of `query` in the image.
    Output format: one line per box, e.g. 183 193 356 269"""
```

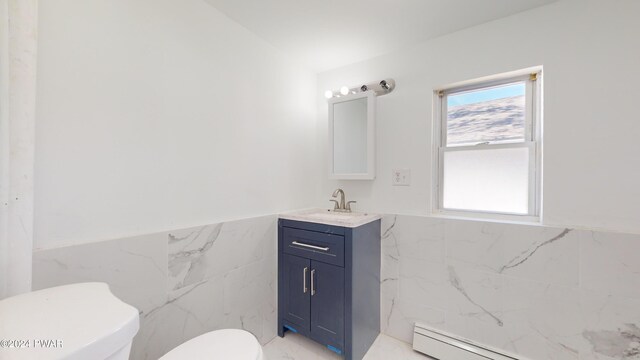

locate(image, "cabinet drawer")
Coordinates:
282 227 344 267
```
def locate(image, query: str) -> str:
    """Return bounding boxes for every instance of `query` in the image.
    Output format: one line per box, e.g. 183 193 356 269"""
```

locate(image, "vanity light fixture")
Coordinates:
324 78 395 100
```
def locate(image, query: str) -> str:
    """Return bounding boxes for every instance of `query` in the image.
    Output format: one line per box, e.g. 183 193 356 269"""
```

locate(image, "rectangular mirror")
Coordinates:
328 91 375 179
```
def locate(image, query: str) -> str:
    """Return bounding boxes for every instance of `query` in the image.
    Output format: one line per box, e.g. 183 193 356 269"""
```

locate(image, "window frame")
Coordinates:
432 70 542 222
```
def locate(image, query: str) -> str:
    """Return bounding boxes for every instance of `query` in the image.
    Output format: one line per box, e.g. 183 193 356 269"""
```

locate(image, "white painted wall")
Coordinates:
318 0 640 234
35 0 319 249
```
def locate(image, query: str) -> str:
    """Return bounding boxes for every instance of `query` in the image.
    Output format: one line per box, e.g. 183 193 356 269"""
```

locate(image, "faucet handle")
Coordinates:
346 201 356 211
329 199 340 210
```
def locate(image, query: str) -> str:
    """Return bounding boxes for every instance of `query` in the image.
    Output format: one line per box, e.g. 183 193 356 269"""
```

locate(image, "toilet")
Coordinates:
0 283 264 360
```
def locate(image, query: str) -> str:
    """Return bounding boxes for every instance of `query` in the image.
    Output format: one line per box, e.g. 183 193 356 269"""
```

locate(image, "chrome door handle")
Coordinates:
303 267 308 293
292 241 330 252
311 269 316 296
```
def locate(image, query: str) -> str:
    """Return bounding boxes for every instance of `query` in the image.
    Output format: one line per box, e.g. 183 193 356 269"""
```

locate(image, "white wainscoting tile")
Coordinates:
579 290 640 360
500 278 581 360
398 256 448 311
33 215 278 360
380 296 445 345
133 276 225 360
580 230 640 300
168 215 276 293
33 232 168 315
446 220 579 286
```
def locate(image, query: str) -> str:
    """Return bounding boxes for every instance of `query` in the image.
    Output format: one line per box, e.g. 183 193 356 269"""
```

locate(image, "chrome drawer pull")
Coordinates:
303 267 308 293
291 241 330 252
311 269 316 296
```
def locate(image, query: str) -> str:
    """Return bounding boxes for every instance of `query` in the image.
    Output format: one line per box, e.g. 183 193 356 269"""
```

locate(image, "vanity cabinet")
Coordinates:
278 218 381 360
281 254 345 346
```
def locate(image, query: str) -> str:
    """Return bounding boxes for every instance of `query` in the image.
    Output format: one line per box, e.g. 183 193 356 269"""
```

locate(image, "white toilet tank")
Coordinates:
0 282 139 360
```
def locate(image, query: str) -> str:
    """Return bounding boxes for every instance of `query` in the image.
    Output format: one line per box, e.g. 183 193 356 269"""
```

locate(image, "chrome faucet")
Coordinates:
330 188 356 212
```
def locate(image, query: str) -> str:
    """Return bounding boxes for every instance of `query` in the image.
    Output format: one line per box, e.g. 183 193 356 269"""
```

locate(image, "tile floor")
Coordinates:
263 332 429 360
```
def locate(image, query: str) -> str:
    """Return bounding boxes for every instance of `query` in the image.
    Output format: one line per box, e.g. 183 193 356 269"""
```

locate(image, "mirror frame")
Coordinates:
328 90 376 180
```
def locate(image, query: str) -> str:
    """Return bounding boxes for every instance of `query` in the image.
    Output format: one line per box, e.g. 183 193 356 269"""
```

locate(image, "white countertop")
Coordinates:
279 208 381 228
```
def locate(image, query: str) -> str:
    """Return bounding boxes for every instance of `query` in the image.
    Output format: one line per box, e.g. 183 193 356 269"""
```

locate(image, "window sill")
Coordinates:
429 209 541 226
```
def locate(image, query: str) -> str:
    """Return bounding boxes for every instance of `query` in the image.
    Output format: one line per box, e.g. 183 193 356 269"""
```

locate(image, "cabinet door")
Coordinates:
282 254 311 330
310 260 345 350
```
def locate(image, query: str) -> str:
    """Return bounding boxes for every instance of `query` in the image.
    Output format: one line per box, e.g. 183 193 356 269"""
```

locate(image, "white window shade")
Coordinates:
442 146 531 215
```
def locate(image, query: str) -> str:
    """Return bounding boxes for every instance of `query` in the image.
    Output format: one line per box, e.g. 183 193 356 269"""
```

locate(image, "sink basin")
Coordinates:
279 209 381 228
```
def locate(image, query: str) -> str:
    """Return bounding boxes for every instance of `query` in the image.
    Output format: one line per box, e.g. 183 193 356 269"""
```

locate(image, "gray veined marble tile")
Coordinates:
445 219 506 273
579 290 640 360
222 258 275 344
380 256 399 301
580 230 640 300
381 215 448 343
167 215 276 294
381 214 400 262
34 214 279 360
33 232 168 315
380 214 400 322
386 214 446 263
167 223 223 292
383 297 445 344
33 233 170 360
500 278 582 360
398 256 448 311
498 226 578 287
446 219 579 286
499 228 571 272
132 276 225 360
135 215 277 359
441 265 512 354
378 214 640 360
446 265 503 319
34 212 640 360
582 325 640 360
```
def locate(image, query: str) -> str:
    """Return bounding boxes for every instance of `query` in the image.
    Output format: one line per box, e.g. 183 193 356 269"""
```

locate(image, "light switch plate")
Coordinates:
392 169 411 186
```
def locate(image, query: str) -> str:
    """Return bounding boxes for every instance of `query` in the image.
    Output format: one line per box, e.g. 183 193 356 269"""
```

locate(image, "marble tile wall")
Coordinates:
32 212 640 360
32 215 277 360
380 215 640 360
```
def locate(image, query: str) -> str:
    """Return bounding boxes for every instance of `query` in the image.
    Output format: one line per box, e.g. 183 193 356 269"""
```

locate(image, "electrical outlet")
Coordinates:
392 169 411 186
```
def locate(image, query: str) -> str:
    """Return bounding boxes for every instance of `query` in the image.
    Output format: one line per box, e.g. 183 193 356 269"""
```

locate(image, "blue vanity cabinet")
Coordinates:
310 259 345 348
282 254 311 332
278 218 381 360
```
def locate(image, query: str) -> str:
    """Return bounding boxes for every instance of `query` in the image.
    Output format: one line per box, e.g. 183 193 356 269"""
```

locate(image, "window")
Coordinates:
433 71 541 219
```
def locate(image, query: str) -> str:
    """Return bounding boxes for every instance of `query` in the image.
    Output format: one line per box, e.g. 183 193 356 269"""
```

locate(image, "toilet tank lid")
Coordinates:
0 282 140 360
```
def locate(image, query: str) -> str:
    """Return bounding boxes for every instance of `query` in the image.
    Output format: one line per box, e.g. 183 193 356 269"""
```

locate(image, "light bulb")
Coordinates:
324 90 333 99
340 86 349 95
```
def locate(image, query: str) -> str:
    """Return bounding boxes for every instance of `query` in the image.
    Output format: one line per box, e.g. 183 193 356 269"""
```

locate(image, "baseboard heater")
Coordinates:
412 323 522 360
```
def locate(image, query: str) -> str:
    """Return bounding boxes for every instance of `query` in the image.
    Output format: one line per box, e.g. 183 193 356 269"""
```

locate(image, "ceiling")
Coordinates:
203 0 558 72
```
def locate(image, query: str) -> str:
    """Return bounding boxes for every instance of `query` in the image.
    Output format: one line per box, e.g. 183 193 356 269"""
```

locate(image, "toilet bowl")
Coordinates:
0 283 264 360
160 329 264 360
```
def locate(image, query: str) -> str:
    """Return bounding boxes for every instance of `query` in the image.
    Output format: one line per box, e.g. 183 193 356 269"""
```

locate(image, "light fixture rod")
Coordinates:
324 78 395 100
